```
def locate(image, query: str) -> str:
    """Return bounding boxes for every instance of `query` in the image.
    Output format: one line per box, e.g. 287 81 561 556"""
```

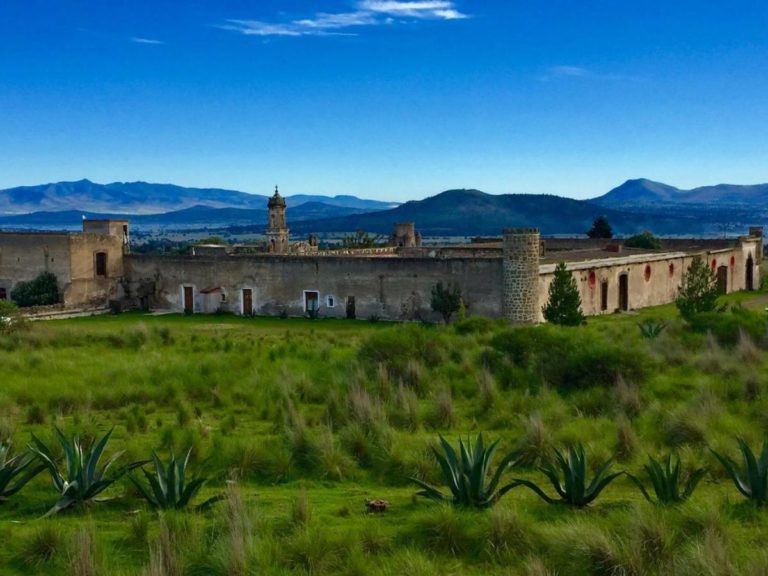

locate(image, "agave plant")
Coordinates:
514 444 623 507
30 428 147 516
711 438 768 505
410 434 522 508
0 442 45 503
628 454 706 505
638 319 666 339
130 449 222 510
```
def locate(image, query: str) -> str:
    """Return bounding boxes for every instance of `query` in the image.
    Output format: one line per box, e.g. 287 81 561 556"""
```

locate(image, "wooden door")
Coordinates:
183 286 194 314
346 296 356 319
242 289 253 315
600 281 609 312
618 274 629 311
746 255 755 291
716 266 728 295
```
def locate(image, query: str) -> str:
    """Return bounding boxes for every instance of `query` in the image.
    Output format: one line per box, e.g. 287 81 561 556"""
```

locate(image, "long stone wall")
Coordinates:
124 254 504 320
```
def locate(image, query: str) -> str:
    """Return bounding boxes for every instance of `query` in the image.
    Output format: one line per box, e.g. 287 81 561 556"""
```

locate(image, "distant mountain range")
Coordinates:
0 178 765 237
286 189 703 236
593 178 768 206
0 179 397 215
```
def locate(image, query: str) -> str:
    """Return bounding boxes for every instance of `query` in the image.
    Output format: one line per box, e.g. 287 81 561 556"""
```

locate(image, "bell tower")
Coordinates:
266 186 289 254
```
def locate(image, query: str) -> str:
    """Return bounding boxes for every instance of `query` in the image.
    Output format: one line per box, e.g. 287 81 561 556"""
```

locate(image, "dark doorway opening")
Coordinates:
0 288 6 300
346 296 356 319
600 281 609 312
242 289 253 316
716 265 728 295
95 252 108 277
746 255 755 291
618 274 629 311
183 286 194 314
304 291 319 313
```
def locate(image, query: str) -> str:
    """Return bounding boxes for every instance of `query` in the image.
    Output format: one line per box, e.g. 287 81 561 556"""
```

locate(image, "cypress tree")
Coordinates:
543 262 585 326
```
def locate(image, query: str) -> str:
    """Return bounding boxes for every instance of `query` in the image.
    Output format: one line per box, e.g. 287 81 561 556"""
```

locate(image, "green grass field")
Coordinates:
1 296 768 575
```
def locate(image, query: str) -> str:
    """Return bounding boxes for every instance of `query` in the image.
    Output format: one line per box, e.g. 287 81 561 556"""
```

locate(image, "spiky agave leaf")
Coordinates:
0 443 45 502
514 444 623 507
628 454 706 505
130 448 222 510
29 427 147 516
711 438 768 505
410 434 521 508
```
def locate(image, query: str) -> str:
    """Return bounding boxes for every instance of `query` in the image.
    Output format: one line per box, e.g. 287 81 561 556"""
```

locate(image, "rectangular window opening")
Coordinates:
95 252 108 277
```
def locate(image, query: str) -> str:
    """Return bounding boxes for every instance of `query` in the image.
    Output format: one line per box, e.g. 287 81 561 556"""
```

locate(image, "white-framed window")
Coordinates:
326 295 335 308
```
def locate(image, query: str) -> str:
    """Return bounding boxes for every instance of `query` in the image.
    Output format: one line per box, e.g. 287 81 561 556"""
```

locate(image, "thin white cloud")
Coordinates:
221 1 468 38
131 37 163 45
359 1 468 19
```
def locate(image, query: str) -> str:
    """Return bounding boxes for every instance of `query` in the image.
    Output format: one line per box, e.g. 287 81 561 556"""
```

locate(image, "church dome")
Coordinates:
268 186 286 208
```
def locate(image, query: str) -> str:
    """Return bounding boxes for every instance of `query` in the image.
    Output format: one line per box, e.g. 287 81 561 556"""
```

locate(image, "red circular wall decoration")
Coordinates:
730 255 736 268
588 271 596 288
644 264 652 282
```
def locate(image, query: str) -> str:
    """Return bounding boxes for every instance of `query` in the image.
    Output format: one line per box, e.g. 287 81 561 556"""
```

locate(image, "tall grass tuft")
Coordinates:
614 375 641 419
144 517 182 576
477 368 497 413
219 480 254 576
68 525 98 576
390 383 420 431
483 507 534 562
615 416 637 462
22 524 62 567
291 488 312 526
515 413 553 467
428 387 456 429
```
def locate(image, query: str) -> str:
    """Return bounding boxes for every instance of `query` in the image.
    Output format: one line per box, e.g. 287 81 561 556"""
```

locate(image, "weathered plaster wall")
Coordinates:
124 254 504 320
0 231 125 307
0 233 72 297
539 242 758 319
66 234 125 306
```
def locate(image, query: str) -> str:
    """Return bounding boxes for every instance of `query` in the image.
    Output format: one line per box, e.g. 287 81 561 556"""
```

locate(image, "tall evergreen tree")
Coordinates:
676 255 719 320
543 263 585 326
587 216 614 239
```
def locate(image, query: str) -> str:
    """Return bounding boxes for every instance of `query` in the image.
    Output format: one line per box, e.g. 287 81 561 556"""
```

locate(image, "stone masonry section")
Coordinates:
503 228 540 324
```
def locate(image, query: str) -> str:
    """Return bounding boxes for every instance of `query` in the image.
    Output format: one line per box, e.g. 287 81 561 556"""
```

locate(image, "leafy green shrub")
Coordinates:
10 272 60 307
30 427 147 516
358 324 447 379
625 231 662 250
0 300 26 334
130 449 222 510
688 307 768 347
454 316 497 335
543 263 585 326
430 281 463 324
711 438 768 505
490 326 648 390
628 454 706 504
514 444 623 507
410 434 521 508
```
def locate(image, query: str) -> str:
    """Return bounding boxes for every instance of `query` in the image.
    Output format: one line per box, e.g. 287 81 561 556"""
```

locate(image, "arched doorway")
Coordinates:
746 254 755 291
716 265 728 294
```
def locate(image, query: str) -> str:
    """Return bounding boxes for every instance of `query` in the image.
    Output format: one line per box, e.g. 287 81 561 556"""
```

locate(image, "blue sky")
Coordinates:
1 1 767 201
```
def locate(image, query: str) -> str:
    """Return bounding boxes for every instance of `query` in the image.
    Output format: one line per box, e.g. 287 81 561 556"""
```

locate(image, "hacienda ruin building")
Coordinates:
0 187 763 323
